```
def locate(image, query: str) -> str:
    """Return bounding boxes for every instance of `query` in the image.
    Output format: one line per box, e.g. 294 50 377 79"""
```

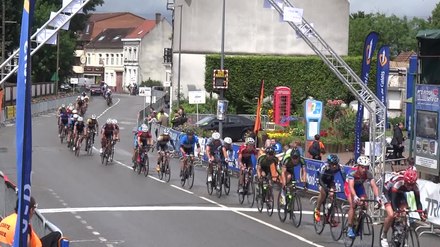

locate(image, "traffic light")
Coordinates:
213 69 229 89
163 48 172 63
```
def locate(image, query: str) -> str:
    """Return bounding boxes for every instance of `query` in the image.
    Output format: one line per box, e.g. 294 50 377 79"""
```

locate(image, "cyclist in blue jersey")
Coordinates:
179 130 201 179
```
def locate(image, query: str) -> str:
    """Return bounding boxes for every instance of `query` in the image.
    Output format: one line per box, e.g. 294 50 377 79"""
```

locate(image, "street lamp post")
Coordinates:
219 0 226 138
177 4 183 109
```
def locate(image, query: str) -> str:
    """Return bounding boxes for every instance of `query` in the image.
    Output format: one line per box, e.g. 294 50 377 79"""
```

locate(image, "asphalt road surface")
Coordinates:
0 94 438 246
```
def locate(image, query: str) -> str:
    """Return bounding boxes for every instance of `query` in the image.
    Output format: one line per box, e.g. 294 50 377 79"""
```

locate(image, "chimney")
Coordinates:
155 13 161 24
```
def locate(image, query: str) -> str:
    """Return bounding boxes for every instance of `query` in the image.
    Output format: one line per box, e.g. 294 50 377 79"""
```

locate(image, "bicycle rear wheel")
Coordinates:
277 189 288 222
246 178 255 208
330 203 344 241
164 160 171 182
291 193 302 228
266 186 274 216
403 227 420 247
144 154 150 177
206 170 213 194
188 164 195 189
158 160 164 180
224 169 230 195
348 213 374 247
255 183 263 212
313 203 325 235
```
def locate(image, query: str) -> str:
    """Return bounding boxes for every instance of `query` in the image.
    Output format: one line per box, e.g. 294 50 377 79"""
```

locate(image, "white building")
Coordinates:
170 0 349 98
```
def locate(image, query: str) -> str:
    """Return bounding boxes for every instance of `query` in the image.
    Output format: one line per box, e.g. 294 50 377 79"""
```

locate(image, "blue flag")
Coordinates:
354 32 379 161
14 1 36 246
376 45 390 125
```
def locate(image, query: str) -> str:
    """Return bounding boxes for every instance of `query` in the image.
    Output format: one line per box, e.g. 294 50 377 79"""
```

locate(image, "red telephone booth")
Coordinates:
273 86 291 126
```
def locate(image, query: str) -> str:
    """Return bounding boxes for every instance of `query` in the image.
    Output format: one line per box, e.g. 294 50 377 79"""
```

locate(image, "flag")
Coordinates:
354 32 379 161
14 1 36 246
253 80 264 134
376 45 390 125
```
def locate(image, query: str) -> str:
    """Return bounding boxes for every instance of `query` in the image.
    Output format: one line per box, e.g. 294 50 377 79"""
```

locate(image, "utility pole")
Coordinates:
176 4 183 109
219 0 226 138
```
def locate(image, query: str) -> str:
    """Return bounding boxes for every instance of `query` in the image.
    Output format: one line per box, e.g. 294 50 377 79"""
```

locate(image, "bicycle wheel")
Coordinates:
188 164 195 189
256 183 264 212
403 227 420 247
291 193 302 228
158 159 164 180
75 143 80 157
164 160 171 182
101 152 105 165
216 170 222 198
277 189 288 222
224 169 230 195
181 166 187 187
266 186 274 216
238 180 245 204
87 138 93 155
352 213 374 247
379 223 393 247
206 170 212 194
247 177 255 208
330 203 343 241
313 202 325 235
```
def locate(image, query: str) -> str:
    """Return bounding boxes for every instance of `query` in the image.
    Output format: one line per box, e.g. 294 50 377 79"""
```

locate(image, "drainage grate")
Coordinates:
0 147 8 153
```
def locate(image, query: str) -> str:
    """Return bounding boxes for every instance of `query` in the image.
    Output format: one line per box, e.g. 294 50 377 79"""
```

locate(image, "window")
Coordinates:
111 54 114 65
121 53 124 64
416 110 438 139
99 54 103 65
133 48 137 60
105 54 109 65
98 35 105 41
85 24 90 34
115 54 119 65
86 54 91 65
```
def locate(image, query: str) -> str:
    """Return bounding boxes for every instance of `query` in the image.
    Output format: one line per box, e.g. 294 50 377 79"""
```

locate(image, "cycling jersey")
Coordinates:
69 119 77 130
318 163 345 189
75 122 85 133
60 112 69 125
206 138 223 157
282 157 305 176
137 131 151 147
344 169 373 198
77 100 84 107
258 154 278 177
383 174 423 211
180 135 200 149
238 144 258 167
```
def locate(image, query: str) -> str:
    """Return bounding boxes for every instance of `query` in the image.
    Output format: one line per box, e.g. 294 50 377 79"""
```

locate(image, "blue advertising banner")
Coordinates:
376 45 390 125
415 85 440 111
354 32 379 160
14 1 36 246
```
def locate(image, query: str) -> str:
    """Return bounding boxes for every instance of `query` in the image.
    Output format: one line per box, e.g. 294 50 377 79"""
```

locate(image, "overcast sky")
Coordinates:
96 0 439 20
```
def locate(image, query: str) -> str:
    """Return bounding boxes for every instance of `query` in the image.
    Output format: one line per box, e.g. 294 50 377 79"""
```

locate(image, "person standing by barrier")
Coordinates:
308 134 326 160
391 122 405 164
0 196 61 247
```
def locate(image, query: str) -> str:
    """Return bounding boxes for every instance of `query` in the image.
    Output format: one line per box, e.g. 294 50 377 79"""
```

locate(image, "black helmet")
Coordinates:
265 147 275 155
327 154 340 164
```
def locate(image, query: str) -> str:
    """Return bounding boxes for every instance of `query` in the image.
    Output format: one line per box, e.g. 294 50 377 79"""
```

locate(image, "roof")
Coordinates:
88 12 145 22
86 28 135 49
125 20 157 39
393 51 416 63
416 29 440 40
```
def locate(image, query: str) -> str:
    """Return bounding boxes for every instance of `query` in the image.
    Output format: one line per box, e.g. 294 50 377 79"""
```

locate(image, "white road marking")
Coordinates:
92 231 100 236
97 98 121 119
170 184 194 194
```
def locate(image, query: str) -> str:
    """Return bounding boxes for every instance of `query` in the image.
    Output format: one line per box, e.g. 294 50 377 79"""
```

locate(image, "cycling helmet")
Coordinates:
112 119 118 125
91 114 96 120
186 130 194 136
212 132 221 140
404 169 418 185
327 154 339 164
61 104 66 108
106 118 112 124
77 117 83 122
77 96 81 100
224 137 232 145
72 109 78 114
245 137 255 145
357 155 370 167
80 96 85 100
73 114 79 119
265 147 275 155
141 125 149 132
291 150 301 158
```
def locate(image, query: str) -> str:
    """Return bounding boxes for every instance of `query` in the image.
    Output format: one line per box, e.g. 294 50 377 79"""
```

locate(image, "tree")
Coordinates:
431 2 440 27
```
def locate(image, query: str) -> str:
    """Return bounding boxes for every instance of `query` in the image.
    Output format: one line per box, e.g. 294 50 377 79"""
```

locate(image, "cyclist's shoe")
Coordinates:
99 148 103 154
73 146 76 151
156 165 160 172
380 238 389 247
314 208 321 222
280 194 286 205
207 175 212 182
347 227 356 239
238 188 244 194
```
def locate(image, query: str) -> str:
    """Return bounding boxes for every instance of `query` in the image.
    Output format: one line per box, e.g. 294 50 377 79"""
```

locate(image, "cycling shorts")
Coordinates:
157 144 168 152
344 182 366 199
61 118 68 125
182 147 194 156
382 189 407 208
261 165 271 177
241 156 253 168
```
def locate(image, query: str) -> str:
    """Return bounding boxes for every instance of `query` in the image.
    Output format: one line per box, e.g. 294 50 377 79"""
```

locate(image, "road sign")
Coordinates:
138 87 151 97
213 69 229 89
188 91 206 104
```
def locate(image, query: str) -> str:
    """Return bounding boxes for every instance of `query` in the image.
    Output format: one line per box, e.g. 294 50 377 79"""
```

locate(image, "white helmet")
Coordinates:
245 137 255 145
106 118 112 124
357 155 370 167
80 96 85 100
112 119 117 125
72 109 78 114
212 132 221 140
91 114 96 120
61 104 66 108
77 117 84 122
141 125 148 132
224 137 232 144
73 114 79 119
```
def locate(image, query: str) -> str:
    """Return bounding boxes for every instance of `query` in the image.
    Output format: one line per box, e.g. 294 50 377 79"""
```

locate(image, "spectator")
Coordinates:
270 138 283 154
292 140 304 157
0 196 61 247
308 134 326 160
171 106 188 128
391 122 405 164
158 109 169 127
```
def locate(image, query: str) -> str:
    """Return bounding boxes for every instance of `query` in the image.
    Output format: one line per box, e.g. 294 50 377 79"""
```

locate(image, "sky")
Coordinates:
96 0 439 20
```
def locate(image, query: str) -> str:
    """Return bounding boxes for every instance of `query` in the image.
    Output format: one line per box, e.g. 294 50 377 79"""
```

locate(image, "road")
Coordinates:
0 94 438 246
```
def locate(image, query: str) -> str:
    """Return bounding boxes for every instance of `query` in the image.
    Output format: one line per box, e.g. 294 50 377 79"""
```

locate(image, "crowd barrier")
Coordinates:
0 172 68 245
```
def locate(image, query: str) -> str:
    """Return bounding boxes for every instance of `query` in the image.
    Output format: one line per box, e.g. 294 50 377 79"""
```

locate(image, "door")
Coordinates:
116 72 123 93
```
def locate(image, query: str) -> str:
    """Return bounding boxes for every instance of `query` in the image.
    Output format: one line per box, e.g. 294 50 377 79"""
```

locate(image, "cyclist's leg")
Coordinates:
344 182 357 237
381 190 395 238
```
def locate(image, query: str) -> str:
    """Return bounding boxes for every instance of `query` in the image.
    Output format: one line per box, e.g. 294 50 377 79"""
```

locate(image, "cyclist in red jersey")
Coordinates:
237 137 258 193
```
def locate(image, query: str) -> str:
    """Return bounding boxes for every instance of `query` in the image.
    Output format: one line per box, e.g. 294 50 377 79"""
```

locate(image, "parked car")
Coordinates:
59 83 72 91
195 115 254 142
89 84 102 96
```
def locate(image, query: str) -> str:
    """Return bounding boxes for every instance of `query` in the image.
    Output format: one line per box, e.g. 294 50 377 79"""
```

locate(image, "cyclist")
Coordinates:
256 146 279 182
73 117 86 152
57 104 66 124
76 96 85 113
85 114 99 150
280 150 307 202
345 155 381 239
221 137 234 170
206 132 223 182
380 169 426 247
179 130 201 180
58 107 70 137
155 129 174 171
67 113 79 146
134 124 151 166
100 118 115 154
237 137 259 193
314 154 345 222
